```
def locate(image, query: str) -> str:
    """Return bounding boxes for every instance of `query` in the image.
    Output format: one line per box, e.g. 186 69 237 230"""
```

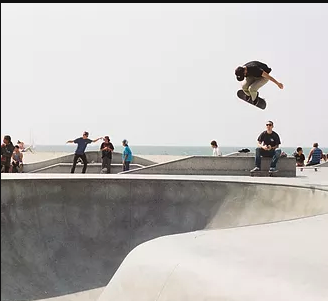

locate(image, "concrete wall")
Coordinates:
22 151 155 173
30 163 144 174
1 175 327 301
122 156 296 177
224 151 255 157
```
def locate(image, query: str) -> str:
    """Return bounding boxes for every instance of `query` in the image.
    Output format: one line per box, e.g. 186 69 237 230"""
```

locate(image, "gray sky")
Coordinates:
1 3 327 147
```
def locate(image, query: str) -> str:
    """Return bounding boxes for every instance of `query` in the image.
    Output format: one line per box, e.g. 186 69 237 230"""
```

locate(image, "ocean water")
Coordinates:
33 145 328 157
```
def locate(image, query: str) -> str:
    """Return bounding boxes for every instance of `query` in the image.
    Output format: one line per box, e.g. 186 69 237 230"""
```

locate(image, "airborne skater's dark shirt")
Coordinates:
245 61 272 77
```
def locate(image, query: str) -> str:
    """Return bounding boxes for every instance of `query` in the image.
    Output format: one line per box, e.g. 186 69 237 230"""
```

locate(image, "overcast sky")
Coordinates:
1 3 327 147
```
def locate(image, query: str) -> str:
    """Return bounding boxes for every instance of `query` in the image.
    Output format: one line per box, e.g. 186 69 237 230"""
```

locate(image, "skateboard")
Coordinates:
237 90 266 110
250 170 279 177
298 166 319 172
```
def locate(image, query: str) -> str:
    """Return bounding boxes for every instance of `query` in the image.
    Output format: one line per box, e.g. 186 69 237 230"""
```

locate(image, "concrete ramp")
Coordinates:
98 214 328 301
1 174 328 301
22 151 155 173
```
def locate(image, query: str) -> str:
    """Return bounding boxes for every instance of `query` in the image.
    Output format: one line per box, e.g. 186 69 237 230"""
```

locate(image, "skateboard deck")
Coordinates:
250 170 278 177
298 166 319 172
237 90 266 110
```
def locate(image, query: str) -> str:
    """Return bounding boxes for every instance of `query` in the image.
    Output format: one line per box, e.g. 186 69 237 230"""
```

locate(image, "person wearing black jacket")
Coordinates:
1 135 14 173
100 136 114 174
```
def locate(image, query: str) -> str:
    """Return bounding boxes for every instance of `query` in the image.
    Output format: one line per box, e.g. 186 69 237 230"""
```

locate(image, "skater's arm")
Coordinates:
269 144 279 150
92 137 103 143
66 140 74 143
258 141 268 150
11 153 16 163
101 144 111 151
262 71 284 89
307 149 314 163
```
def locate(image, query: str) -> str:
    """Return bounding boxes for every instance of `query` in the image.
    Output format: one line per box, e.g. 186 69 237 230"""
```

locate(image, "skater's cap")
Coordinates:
235 66 245 81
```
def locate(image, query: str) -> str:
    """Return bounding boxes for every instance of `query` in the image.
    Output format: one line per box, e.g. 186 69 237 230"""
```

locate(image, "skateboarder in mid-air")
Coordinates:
235 61 284 104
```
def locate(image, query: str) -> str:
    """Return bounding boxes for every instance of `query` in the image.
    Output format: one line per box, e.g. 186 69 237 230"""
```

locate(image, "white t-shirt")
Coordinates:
213 147 221 156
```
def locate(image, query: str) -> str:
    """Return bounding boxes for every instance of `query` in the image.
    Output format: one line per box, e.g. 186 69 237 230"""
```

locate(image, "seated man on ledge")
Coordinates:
251 120 282 172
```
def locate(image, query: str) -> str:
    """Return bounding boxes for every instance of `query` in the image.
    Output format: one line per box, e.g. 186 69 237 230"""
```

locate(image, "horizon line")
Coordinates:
32 144 328 148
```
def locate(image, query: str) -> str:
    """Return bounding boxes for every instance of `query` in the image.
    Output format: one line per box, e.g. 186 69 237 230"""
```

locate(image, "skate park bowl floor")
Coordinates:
1 173 328 301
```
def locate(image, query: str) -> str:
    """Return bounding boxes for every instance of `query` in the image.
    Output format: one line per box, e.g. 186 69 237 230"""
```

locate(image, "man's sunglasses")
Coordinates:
266 124 273 126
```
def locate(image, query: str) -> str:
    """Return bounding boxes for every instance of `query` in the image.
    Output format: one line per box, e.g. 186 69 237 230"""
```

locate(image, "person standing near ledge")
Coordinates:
122 139 133 172
100 136 115 173
1 135 14 173
66 131 102 174
250 121 282 172
210 140 221 156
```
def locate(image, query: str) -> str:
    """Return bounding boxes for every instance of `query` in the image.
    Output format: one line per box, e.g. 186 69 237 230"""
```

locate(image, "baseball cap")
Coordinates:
235 66 245 81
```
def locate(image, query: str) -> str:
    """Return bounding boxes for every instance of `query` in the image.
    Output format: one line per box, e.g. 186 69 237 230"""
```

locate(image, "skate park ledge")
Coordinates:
121 156 297 177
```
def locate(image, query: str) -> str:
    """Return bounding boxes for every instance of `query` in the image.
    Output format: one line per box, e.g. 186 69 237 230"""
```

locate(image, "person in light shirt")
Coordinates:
210 140 221 156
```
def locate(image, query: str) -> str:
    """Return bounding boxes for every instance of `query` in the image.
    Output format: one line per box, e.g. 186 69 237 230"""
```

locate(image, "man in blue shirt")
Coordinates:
122 139 133 171
66 131 102 173
306 143 324 166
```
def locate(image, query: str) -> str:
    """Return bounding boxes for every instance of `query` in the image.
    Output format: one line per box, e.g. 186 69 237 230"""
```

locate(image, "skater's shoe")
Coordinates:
269 167 277 172
252 93 260 105
253 92 266 105
250 167 260 172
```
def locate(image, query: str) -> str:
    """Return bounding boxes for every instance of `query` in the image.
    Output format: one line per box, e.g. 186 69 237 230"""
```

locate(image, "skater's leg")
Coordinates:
248 77 269 101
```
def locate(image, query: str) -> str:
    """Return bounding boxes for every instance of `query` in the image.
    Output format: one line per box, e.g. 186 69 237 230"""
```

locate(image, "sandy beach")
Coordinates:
21 151 188 164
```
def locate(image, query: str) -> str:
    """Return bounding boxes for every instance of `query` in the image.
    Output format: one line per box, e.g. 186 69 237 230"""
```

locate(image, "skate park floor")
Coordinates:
1 168 328 301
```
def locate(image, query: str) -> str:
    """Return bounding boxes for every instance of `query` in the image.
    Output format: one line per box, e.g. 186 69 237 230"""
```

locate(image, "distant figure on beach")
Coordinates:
100 136 114 174
210 140 221 156
122 139 133 172
17 140 34 153
12 145 24 173
235 61 284 104
293 147 305 167
66 131 102 174
1 135 15 173
250 120 282 172
306 143 323 166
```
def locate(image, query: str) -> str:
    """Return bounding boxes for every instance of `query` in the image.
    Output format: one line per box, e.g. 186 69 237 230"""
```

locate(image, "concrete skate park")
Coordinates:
1 151 328 301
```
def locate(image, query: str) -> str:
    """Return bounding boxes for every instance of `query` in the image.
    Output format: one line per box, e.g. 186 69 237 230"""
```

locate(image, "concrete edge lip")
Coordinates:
2 172 328 191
